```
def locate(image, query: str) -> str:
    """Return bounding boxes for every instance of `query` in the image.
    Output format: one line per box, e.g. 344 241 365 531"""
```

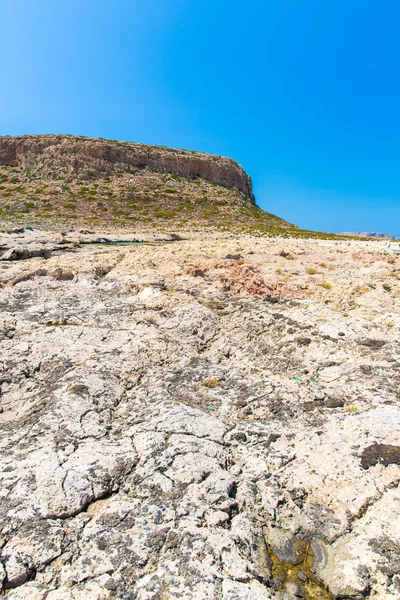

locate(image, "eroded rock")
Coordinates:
0 232 399 599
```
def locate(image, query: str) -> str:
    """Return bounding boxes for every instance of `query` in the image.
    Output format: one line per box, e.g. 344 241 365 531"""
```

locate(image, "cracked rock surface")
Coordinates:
1 231 400 599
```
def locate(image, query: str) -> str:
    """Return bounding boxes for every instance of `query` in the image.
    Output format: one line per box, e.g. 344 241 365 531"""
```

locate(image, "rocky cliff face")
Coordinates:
0 135 297 234
0 135 255 203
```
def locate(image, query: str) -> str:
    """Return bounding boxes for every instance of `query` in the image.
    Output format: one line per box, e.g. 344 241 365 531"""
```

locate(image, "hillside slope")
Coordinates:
0 135 296 234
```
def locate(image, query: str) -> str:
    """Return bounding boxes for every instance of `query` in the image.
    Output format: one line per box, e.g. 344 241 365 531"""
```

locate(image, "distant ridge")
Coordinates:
337 231 395 239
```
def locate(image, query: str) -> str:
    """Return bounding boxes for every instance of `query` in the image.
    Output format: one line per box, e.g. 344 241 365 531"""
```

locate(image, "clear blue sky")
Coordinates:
1 0 399 234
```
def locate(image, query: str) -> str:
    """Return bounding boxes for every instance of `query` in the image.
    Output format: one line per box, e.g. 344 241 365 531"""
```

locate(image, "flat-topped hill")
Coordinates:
0 134 254 201
0 135 299 234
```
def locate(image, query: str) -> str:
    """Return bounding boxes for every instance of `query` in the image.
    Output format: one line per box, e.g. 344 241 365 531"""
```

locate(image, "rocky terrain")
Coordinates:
1 229 400 599
0 136 300 236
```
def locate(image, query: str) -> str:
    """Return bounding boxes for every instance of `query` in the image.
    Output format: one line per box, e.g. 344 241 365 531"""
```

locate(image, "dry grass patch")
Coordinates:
201 378 220 388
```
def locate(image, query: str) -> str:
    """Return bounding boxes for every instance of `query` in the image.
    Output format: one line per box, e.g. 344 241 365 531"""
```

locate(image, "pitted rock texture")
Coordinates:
0 135 254 201
1 231 400 599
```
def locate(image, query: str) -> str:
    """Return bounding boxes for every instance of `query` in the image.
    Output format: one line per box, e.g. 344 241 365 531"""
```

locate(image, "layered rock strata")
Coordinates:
0 135 254 202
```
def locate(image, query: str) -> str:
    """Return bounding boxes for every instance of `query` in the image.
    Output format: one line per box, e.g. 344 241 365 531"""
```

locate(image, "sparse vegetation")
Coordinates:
201 377 220 388
144 315 158 325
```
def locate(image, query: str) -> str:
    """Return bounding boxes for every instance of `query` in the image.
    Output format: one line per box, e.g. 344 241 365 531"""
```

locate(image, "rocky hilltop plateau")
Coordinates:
1 225 400 599
0 135 301 236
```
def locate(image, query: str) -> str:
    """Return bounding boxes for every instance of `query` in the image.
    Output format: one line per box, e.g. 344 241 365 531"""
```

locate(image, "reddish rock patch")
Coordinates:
224 263 271 297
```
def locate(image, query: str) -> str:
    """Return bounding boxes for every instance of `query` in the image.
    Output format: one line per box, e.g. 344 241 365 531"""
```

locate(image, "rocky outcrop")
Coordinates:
0 135 255 203
1 231 399 599
0 246 52 261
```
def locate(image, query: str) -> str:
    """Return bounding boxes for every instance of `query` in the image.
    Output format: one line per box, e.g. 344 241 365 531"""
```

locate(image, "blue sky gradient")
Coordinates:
1 1 399 233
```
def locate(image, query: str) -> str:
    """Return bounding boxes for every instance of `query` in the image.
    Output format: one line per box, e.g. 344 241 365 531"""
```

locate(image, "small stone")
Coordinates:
51 268 74 281
16 342 29 353
324 397 344 408
230 464 242 476
207 510 230 527
235 399 248 408
285 580 304 597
